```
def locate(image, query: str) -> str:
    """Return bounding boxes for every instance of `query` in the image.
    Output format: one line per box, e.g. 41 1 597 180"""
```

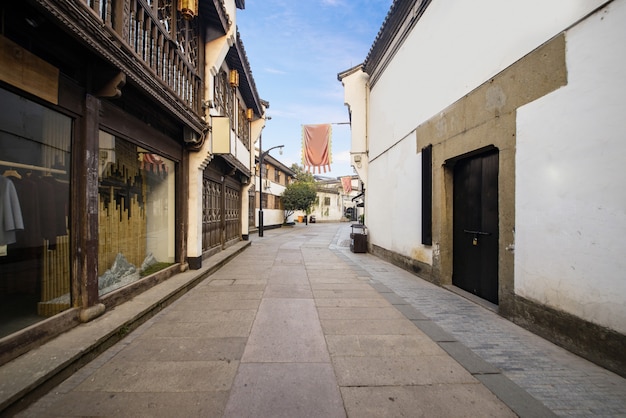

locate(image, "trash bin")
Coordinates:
298 216 303 223
350 224 367 253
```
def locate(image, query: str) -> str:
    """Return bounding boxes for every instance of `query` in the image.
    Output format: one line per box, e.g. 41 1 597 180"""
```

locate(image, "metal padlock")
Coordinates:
472 237 478 246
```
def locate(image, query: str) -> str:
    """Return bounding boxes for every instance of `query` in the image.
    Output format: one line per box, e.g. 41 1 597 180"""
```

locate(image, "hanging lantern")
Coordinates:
178 0 198 20
246 108 254 121
229 69 239 87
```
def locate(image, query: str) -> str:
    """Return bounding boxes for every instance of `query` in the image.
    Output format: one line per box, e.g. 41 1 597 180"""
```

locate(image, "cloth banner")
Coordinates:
302 124 332 173
341 176 352 193
140 153 168 175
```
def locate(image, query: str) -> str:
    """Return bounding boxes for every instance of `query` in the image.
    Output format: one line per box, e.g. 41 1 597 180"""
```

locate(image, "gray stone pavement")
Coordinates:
5 222 626 417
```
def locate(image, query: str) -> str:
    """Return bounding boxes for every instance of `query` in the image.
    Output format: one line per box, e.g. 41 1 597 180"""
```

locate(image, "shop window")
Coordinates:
98 132 175 296
324 197 331 206
0 88 72 336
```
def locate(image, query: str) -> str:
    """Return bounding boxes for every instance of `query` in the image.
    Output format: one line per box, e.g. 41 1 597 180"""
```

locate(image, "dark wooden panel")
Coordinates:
453 150 499 304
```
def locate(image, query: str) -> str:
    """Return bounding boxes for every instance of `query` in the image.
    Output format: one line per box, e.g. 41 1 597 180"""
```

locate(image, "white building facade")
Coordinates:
255 154 295 229
339 0 626 376
308 176 361 223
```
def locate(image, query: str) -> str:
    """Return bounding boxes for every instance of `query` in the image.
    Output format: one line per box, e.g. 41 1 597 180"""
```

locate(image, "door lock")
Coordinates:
464 230 491 247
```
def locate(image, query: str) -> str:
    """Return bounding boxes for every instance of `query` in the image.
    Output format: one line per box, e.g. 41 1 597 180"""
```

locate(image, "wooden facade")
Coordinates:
0 0 263 367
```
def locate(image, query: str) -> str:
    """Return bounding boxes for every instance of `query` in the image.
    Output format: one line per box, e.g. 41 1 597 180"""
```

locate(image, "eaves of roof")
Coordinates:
226 29 263 116
256 153 297 177
363 0 432 85
337 63 365 82
200 0 232 36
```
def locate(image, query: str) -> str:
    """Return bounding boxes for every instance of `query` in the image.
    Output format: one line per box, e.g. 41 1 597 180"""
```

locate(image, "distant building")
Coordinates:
254 153 296 230
305 176 362 222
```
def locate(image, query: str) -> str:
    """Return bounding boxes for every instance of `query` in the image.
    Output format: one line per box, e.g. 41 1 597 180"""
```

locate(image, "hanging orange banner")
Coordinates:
302 124 332 173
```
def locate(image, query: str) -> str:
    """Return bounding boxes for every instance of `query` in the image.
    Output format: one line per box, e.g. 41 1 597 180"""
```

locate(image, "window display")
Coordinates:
98 131 175 296
0 89 71 337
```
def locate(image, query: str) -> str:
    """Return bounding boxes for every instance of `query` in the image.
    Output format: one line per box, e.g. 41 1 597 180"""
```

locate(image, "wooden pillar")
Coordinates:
72 94 100 309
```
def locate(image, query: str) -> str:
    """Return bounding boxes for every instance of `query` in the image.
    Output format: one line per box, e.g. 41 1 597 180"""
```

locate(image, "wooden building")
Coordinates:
0 0 266 365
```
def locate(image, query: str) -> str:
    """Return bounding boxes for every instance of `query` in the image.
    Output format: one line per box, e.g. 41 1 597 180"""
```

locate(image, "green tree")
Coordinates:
282 180 317 223
290 163 316 183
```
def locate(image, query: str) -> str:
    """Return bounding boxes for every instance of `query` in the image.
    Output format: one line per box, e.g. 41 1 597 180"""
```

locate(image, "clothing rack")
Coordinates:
0 159 66 175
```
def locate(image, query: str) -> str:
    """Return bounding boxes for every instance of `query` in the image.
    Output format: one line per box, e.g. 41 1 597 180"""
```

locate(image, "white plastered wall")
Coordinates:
365 0 607 268
515 1 626 333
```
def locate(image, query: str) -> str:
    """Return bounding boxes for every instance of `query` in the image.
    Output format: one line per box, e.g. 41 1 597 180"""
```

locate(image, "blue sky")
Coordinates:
237 0 393 177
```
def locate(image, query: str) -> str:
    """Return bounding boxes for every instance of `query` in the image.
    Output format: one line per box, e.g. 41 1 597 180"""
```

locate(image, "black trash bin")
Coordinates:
350 224 367 253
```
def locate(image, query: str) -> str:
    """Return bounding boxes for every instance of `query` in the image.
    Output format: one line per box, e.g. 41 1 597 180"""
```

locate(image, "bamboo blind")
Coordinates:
37 235 70 317
98 187 147 276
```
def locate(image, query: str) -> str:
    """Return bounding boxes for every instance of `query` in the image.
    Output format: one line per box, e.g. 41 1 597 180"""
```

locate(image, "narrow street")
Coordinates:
13 223 626 417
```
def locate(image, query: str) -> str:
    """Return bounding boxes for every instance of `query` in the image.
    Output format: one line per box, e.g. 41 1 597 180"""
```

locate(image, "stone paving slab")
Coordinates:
310 282 376 290
140 318 254 338
321 318 422 335
325 334 443 357
317 306 405 320
313 289 385 299
34 391 230 417
332 355 478 386
112 336 247 362
241 298 329 363
341 384 518 418
74 360 239 392
223 363 345 418
186 290 264 300
314 297 393 308
262 284 313 298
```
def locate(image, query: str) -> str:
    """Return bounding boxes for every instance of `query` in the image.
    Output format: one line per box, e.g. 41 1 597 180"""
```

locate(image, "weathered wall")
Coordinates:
365 0 606 268
358 0 625 375
515 0 626 335
417 35 567 299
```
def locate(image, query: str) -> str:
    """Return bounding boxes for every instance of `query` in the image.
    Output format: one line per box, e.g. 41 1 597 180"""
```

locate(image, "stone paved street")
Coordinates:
10 223 626 417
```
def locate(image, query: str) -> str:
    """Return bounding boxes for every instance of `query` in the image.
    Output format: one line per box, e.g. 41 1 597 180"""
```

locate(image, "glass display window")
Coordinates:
0 88 72 337
98 131 176 296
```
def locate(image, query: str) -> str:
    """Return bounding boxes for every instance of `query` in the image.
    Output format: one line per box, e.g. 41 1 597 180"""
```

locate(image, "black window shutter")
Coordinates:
421 144 433 245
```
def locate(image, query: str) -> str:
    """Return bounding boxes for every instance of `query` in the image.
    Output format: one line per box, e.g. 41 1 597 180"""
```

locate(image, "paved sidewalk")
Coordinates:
5 223 626 417
330 224 626 418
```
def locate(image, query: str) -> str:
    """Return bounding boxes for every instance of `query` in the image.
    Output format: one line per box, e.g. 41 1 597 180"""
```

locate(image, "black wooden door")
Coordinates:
452 151 499 304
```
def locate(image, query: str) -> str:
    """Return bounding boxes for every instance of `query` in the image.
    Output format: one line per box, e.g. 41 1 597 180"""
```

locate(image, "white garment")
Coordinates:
0 176 24 245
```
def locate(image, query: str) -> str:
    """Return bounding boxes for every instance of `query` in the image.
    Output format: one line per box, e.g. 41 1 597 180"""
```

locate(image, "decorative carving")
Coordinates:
96 71 126 98
34 0 203 131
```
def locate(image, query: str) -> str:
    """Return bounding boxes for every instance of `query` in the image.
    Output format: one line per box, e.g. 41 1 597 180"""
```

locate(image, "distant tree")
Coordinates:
282 178 317 223
290 163 315 184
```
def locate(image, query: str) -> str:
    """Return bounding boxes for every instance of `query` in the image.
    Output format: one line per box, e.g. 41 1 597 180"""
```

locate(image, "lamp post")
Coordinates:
258 143 284 237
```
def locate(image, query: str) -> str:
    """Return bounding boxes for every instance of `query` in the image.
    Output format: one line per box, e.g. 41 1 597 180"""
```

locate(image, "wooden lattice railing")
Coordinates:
84 0 201 113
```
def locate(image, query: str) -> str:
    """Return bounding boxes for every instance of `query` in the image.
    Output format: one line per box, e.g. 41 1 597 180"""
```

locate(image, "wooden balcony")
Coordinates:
83 0 201 114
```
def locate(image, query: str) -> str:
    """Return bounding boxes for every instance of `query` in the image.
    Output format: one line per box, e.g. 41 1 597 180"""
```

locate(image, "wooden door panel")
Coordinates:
453 151 499 303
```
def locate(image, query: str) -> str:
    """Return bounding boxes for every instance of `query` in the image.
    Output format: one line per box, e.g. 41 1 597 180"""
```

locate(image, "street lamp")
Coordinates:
258 142 284 237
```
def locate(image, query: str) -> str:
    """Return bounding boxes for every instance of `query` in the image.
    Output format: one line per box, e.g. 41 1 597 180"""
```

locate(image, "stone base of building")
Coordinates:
370 244 433 281
500 295 626 379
